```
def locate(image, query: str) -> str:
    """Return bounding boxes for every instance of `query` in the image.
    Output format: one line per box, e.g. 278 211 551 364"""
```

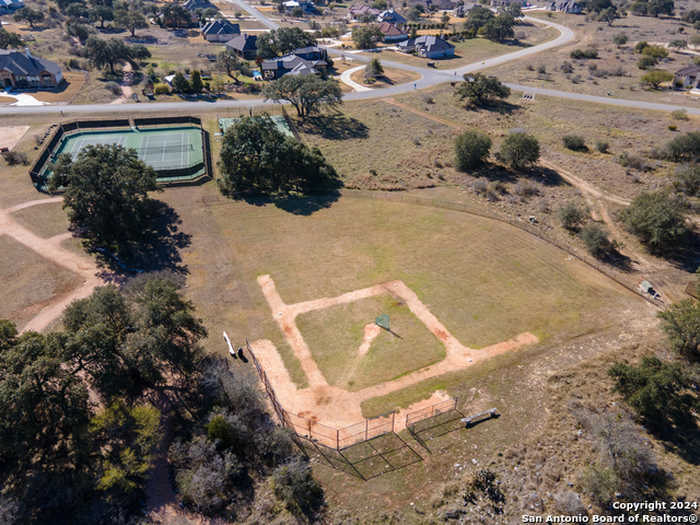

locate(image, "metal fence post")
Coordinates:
365 419 368 441
336 429 340 450
391 412 395 432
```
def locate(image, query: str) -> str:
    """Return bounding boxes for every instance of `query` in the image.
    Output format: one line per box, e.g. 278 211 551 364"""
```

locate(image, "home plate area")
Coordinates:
245 274 538 454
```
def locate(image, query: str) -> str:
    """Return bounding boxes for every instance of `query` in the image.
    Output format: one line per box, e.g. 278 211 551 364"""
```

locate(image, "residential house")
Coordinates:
183 0 215 12
261 55 318 79
454 2 478 16
548 0 583 13
201 19 240 42
0 49 63 89
674 64 700 90
378 22 408 43
0 0 24 14
225 33 258 59
261 47 329 79
377 9 406 25
347 3 380 20
426 0 456 11
283 0 316 13
398 35 455 58
290 45 328 62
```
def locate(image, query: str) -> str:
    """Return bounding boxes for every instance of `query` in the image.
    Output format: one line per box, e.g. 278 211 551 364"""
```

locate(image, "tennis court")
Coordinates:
52 126 204 173
219 115 293 137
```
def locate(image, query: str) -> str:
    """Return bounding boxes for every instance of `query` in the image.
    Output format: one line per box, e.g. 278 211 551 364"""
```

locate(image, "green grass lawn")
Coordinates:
163 184 639 393
296 294 446 391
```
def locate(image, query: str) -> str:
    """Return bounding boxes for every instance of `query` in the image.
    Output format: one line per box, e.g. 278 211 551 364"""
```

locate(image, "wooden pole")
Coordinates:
336 429 340 450
365 419 368 441
391 412 395 432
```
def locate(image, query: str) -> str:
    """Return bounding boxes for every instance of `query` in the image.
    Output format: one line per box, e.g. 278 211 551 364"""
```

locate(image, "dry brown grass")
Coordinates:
0 235 82 329
349 66 421 88
486 11 700 107
32 72 87 103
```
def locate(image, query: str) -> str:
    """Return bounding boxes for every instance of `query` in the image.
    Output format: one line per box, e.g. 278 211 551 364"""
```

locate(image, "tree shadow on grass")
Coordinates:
468 99 521 115
298 115 369 140
237 189 342 216
91 199 191 276
475 164 566 186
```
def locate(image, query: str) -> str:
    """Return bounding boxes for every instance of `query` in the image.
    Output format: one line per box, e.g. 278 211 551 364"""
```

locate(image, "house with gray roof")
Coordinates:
347 3 380 20
225 33 258 59
201 19 240 42
377 9 406 25
548 0 583 13
183 0 215 12
261 55 319 79
398 35 455 59
674 64 700 90
261 46 329 79
0 49 63 89
0 0 24 14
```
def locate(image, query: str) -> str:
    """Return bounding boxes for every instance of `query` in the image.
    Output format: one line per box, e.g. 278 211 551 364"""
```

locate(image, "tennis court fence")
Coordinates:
30 117 211 189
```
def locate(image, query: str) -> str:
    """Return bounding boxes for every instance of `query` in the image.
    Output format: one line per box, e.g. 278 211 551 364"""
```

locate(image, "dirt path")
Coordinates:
251 274 538 441
0 197 102 333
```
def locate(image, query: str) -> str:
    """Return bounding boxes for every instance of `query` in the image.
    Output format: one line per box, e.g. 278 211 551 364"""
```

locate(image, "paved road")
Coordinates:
1 11 699 117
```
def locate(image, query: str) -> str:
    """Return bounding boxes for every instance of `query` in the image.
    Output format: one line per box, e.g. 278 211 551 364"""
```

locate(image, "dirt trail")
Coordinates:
251 275 538 434
0 197 102 333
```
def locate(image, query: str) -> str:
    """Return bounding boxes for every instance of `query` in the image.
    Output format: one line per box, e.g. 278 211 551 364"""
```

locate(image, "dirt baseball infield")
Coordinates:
250 274 538 433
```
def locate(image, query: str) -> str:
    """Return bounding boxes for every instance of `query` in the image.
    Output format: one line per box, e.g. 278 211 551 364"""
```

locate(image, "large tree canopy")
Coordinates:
50 144 158 253
455 73 511 107
256 27 316 58
263 75 342 119
62 278 207 402
218 115 339 196
620 190 689 255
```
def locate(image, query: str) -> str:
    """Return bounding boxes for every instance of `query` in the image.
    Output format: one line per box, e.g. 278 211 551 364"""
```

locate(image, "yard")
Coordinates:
485 10 700 107
0 235 82 329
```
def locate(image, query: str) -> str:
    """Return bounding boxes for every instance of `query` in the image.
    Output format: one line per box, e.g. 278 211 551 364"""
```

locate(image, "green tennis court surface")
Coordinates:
51 126 204 173
219 116 293 137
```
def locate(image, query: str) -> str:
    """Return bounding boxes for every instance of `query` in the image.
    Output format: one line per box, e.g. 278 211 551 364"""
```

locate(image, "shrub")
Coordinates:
498 132 540 170
609 357 696 430
620 190 689 254
672 164 700 196
558 202 587 231
640 69 673 89
272 459 324 520
641 44 668 59
455 130 492 171
570 48 598 59
562 134 587 151
671 109 688 120
634 41 648 53
513 180 539 197
580 224 614 258
659 299 700 362
1 150 28 165
104 81 122 95
612 33 628 46
153 83 170 95
618 152 650 171
560 61 574 74
637 55 658 70
472 178 488 194
596 141 610 153
663 131 700 162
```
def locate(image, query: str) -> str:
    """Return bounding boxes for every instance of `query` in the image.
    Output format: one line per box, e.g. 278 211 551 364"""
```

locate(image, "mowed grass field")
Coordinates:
0 235 82 329
163 184 640 400
296 294 446 391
